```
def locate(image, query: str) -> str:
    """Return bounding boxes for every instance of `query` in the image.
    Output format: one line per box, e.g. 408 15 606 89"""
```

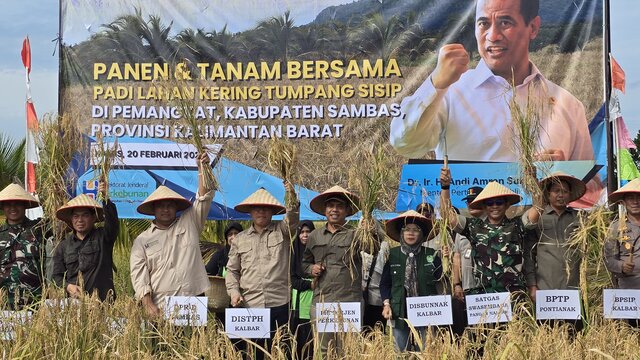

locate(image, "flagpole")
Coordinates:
23 37 31 193
604 0 617 194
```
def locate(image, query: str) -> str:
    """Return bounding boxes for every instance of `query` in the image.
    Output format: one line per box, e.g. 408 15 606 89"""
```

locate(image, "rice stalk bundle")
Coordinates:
91 132 119 202
508 78 546 202
36 114 86 242
162 67 219 192
567 206 613 322
434 200 452 286
348 145 391 276
267 137 298 208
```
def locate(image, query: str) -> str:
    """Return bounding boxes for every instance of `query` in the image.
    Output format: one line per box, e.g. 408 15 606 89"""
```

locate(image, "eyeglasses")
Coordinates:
402 227 422 233
484 199 506 206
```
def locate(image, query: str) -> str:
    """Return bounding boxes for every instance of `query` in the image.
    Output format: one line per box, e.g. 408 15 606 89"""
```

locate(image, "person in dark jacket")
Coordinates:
380 210 441 352
290 220 315 359
205 222 243 276
52 180 119 301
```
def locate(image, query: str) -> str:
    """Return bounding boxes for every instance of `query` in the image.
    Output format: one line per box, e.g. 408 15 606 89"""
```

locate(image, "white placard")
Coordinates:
90 142 222 168
406 295 453 326
603 289 640 319
535 290 581 320
164 296 208 326
0 311 32 341
466 292 512 325
225 308 271 339
315 302 361 333
43 298 81 310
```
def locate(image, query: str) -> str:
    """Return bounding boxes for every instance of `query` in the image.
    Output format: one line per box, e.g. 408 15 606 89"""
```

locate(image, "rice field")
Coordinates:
1 215 639 360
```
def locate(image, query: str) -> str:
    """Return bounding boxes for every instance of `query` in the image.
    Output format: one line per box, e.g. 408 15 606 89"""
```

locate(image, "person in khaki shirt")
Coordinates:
522 172 586 333
605 178 640 328
225 182 299 359
130 153 213 317
523 172 586 295
303 185 381 355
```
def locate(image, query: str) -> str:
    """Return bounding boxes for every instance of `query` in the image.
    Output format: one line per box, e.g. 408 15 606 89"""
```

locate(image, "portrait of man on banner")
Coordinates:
390 0 597 163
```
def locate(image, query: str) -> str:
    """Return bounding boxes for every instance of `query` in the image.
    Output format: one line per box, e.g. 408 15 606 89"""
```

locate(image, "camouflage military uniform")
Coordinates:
455 215 527 294
0 219 45 308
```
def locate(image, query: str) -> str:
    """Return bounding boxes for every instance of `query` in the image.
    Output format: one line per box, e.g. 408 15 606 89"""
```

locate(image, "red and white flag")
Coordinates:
22 37 39 193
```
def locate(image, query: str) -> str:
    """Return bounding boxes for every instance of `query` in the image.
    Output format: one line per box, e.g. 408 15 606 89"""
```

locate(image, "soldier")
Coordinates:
440 167 538 295
0 184 45 309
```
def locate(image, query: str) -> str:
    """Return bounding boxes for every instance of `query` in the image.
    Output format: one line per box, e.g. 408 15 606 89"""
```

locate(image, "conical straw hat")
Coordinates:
309 185 360 216
385 210 433 242
609 178 640 204
539 171 586 203
234 188 286 214
137 185 192 215
469 181 522 210
0 183 39 209
56 194 104 224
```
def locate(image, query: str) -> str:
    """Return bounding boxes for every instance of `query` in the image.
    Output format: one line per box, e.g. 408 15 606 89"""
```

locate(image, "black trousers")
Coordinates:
451 297 468 338
242 303 289 360
362 304 386 333
290 314 313 360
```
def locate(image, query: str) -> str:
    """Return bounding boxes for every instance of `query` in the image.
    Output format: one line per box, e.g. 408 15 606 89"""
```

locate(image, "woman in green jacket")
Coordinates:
380 210 442 352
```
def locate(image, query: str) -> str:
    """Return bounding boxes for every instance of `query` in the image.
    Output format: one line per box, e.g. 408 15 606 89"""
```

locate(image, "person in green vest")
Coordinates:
290 220 315 359
380 210 442 352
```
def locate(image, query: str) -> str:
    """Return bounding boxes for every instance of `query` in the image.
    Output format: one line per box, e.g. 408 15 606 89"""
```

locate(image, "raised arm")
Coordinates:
197 151 215 195
389 44 469 158
99 179 119 245
281 180 300 238
439 167 459 229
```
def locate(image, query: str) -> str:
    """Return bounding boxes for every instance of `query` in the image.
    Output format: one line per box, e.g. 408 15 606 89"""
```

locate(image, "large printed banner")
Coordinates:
60 0 606 218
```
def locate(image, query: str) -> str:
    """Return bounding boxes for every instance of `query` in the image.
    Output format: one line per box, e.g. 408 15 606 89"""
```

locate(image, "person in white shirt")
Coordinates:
390 0 594 163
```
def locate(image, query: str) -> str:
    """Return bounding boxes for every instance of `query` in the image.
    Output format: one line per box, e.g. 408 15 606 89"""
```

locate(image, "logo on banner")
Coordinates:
83 180 99 199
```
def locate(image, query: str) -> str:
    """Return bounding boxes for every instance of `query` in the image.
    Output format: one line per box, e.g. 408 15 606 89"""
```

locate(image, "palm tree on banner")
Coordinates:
0 133 25 190
351 13 405 62
256 11 295 64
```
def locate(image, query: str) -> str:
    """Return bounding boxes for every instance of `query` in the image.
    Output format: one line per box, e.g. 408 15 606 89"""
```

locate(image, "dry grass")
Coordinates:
1 293 638 359
91 132 119 202
36 113 87 242
507 77 545 202
1 237 639 359
348 144 394 273
568 206 614 320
